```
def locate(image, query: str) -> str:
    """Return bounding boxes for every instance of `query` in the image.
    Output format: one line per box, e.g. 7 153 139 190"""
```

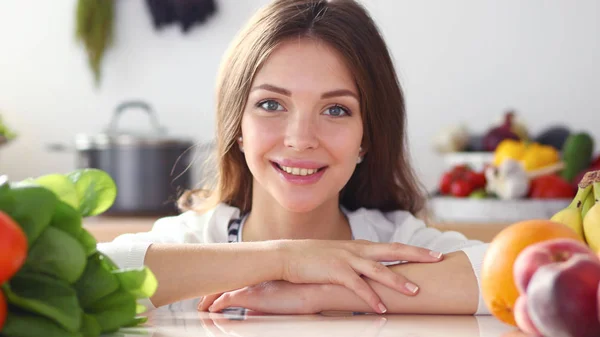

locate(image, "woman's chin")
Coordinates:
276 198 324 214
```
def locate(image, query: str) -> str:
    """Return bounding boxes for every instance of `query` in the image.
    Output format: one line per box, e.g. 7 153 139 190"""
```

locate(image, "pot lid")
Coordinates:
75 101 194 150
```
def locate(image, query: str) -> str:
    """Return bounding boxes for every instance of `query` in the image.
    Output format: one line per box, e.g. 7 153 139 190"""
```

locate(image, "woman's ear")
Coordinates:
238 136 244 152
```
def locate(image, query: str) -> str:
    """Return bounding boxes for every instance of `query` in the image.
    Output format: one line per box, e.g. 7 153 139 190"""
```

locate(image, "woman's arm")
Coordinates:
145 242 281 307
206 251 481 315
312 251 479 314
141 240 444 310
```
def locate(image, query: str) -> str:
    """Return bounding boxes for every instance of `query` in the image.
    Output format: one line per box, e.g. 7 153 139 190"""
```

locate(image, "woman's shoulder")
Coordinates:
153 202 241 243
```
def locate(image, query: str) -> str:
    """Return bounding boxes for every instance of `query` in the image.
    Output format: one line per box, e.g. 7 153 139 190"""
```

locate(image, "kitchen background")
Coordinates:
0 0 599 221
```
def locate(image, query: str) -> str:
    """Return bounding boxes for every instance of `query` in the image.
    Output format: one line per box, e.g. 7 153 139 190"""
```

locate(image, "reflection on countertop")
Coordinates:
114 308 520 337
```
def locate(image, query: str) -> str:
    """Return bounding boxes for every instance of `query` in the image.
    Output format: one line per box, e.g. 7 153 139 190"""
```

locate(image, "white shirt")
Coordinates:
97 203 491 315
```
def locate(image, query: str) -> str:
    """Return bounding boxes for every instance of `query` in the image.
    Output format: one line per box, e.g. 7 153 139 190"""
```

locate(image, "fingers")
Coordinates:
357 242 444 263
352 258 420 297
336 269 388 314
209 290 246 313
197 293 223 312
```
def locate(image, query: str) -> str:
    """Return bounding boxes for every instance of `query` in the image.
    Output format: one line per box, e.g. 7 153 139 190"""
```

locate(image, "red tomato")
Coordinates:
0 290 6 331
439 172 454 195
450 180 474 197
451 165 471 175
465 171 486 189
0 211 27 284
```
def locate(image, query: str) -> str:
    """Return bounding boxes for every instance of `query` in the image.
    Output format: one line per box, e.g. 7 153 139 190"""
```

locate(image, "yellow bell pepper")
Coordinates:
493 139 560 171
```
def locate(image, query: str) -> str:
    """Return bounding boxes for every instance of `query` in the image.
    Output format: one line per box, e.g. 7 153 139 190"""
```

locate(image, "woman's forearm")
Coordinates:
313 251 479 314
145 242 282 307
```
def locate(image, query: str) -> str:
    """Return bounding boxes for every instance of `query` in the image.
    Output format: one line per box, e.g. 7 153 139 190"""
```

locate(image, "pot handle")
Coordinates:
107 100 167 135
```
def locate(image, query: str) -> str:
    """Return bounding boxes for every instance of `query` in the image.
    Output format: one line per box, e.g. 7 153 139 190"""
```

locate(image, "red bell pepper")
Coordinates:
528 174 576 199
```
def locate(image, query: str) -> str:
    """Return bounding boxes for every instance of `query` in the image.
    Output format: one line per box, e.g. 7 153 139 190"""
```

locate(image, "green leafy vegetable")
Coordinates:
0 169 156 337
75 253 120 309
113 267 158 299
67 168 117 217
0 175 15 214
3 273 81 332
34 168 117 217
1 309 79 337
34 174 79 210
6 183 57 245
23 227 87 284
88 289 137 333
78 228 99 257
49 200 82 238
80 312 102 337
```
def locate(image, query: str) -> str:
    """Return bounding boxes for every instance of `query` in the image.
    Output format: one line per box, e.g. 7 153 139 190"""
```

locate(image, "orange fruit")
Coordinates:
481 219 584 326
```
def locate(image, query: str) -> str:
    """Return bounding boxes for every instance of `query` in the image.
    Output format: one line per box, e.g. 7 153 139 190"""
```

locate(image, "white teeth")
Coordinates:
279 164 319 176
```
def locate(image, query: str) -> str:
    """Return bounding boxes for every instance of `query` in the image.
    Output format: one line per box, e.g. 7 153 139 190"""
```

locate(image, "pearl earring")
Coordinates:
357 146 363 164
238 136 244 152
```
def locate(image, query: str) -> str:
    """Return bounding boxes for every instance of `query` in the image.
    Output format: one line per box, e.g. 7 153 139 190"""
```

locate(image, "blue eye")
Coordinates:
323 105 350 117
257 100 284 111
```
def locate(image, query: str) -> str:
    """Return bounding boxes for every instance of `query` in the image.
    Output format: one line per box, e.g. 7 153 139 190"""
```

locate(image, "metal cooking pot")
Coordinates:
68 100 195 216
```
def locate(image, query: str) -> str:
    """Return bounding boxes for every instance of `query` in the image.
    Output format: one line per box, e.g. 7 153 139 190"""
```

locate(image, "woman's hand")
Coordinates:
199 239 443 314
203 281 323 314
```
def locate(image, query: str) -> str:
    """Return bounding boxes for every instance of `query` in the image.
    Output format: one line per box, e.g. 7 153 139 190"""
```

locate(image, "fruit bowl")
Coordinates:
427 197 571 224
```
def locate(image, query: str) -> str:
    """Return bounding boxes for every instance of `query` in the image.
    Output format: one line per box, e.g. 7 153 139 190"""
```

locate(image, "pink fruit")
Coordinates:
513 238 597 294
513 295 542 336
527 254 600 337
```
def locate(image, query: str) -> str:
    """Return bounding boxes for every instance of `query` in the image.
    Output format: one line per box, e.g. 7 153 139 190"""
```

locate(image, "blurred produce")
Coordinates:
432 108 599 204
464 134 485 152
0 115 16 146
485 159 530 200
528 174 576 199
432 124 470 154
534 126 571 151
494 110 530 141
482 111 521 152
560 132 594 182
438 165 487 198
493 139 560 171
75 0 114 86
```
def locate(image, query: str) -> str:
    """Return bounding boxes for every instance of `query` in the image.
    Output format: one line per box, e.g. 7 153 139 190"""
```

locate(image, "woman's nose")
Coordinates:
283 114 319 151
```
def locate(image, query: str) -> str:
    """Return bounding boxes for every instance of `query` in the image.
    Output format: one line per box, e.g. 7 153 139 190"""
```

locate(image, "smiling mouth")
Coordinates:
271 162 327 176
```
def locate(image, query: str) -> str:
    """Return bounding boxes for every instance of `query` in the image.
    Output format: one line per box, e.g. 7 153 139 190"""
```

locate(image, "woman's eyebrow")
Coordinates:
321 89 358 100
251 84 358 100
251 84 291 96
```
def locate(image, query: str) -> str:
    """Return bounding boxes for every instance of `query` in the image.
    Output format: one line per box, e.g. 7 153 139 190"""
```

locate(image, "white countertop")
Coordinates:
117 308 521 337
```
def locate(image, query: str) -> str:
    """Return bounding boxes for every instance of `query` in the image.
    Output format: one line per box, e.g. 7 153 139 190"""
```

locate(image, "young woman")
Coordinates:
98 0 490 316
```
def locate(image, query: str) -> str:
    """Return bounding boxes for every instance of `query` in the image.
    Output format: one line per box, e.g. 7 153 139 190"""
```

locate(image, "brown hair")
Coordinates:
179 0 426 216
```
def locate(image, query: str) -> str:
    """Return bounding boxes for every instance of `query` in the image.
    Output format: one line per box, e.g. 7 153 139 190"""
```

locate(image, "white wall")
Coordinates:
1 0 599 192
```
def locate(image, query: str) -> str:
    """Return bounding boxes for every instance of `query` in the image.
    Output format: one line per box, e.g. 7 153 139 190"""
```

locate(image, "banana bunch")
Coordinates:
551 170 600 252
75 0 114 86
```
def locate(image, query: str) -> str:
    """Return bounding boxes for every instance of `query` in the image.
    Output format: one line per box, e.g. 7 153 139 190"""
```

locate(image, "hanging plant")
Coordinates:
75 0 115 86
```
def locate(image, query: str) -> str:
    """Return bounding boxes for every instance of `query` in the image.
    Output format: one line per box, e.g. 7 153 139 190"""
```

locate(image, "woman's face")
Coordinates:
240 38 364 212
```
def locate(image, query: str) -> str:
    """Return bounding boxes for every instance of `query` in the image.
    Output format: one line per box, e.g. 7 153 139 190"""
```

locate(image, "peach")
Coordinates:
513 295 542 336
527 254 600 337
513 238 597 294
